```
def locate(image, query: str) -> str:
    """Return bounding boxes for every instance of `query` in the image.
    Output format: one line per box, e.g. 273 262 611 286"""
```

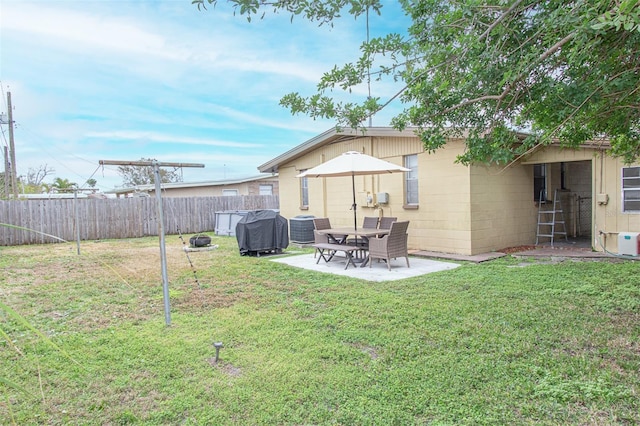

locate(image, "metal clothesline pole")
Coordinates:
99 159 204 326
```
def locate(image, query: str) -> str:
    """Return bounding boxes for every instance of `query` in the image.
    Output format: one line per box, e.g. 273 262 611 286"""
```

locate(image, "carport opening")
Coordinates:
535 160 593 244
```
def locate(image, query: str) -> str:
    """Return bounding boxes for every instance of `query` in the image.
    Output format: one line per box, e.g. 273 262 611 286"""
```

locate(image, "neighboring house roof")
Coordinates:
17 193 114 200
105 174 277 195
18 193 90 199
258 127 420 174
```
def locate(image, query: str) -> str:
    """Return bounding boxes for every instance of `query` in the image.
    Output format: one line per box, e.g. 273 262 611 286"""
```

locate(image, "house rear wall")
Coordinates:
278 132 640 255
280 136 545 255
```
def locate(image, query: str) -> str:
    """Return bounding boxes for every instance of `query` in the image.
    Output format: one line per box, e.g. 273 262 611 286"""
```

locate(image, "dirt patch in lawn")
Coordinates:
498 245 537 254
1 238 257 331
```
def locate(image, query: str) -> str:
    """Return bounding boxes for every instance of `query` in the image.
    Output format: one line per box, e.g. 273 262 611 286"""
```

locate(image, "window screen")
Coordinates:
404 154 419 205
300 174 309 207
622 166 640 212
259 184 273 195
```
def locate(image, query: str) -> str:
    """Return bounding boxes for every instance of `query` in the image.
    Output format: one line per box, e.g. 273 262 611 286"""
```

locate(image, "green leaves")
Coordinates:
117 157 183 186
593 0 640 33
50 177 77 192
198 0 640 164
194 0 381 25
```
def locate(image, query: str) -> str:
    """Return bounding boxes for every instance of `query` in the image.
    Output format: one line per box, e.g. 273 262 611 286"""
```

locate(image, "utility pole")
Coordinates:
7 92 18 198
99 159 205 326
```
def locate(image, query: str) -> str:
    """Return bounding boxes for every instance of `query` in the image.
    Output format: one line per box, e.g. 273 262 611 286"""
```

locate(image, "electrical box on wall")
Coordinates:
376 192 389 204
597 193 609 205
618 232 640 256
365 192 374 205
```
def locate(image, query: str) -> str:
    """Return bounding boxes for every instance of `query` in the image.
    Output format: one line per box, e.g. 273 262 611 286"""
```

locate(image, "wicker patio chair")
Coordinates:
368 221 410 270
312 217 346 244
362 216 379 229
378 216 397 229
346 216 380 260
347 216 380 248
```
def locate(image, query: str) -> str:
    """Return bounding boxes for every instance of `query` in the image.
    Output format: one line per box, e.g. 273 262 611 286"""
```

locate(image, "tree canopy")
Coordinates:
50 177 77 193
17 165 55 194
117 158 183 186
195 0 640 164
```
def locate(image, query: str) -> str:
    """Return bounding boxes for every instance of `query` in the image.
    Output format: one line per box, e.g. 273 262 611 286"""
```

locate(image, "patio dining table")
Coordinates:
316 227 390 267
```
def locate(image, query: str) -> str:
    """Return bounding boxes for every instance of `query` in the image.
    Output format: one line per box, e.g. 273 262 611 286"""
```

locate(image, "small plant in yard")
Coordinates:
1 235 639 424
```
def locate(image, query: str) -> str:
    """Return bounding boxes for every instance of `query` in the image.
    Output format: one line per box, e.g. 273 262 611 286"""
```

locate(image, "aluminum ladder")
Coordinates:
535 189 568 246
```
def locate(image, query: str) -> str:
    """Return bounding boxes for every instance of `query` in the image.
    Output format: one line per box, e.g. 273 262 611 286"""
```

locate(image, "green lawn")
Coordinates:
1 235 639 424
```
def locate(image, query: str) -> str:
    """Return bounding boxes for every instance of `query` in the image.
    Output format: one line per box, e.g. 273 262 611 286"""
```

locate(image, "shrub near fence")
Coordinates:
0 195 279 246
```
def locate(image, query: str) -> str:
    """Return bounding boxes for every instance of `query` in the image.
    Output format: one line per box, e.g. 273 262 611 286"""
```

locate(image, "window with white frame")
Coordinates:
300 173 309 208
622 166 640 212
222 189 238 196
259 184 273 195
404 154 419 205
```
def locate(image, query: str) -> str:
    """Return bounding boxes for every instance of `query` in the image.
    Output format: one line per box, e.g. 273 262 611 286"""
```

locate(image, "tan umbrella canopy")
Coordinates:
297 151 410 231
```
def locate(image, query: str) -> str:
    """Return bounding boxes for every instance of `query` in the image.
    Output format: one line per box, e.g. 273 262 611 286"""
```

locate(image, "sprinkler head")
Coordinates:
213 341 224 363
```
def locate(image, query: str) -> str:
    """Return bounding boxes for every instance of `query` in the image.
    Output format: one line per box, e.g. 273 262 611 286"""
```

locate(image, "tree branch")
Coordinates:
441 30 577 116
478 0 526 44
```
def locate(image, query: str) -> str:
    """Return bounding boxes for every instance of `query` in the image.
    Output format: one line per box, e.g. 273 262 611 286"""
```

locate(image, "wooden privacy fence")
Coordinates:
0 195 279 246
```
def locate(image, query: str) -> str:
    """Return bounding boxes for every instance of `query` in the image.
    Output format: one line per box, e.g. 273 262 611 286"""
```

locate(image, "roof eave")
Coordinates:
258 126 421 173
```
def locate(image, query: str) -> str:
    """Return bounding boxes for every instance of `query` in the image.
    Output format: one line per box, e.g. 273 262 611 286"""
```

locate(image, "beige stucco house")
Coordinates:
259 127 640 256
107 175 279 198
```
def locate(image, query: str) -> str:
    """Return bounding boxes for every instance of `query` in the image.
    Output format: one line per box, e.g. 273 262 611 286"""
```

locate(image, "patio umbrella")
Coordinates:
296 151 410 231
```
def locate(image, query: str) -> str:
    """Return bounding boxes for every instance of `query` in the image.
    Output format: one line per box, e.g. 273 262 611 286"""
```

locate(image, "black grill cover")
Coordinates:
235 210 289 255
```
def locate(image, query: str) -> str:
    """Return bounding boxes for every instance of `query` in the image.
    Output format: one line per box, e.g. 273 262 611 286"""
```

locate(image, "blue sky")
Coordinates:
0 0 409 191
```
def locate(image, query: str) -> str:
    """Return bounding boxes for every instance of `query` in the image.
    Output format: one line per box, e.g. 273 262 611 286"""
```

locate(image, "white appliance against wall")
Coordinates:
618 232 640 256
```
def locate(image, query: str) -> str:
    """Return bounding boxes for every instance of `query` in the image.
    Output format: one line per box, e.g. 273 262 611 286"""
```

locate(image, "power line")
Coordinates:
13 123 118 191
0 120 9 149
0 81 128 193
0 82 10 149
0 81 8 111
16 123 98 167
77 164 103 191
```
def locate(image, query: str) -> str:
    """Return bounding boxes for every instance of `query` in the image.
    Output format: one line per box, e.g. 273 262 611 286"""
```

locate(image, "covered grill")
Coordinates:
235 210 289 256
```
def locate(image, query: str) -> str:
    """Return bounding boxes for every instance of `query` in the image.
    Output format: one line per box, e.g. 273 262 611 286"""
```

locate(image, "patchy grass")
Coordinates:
1 235 639 424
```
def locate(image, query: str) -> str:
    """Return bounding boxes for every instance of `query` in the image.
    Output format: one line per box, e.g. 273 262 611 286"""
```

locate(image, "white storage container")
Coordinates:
618 232 640 256
214 211 249 236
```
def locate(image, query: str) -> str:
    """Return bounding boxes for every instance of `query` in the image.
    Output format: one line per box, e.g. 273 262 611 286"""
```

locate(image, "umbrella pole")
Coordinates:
351 173 360 249
351 173 357 231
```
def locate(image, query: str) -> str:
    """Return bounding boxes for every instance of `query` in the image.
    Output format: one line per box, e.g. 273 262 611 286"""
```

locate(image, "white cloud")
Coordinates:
1 0 409 191
85 130 264 149
3 3 189 61
2 2 349 84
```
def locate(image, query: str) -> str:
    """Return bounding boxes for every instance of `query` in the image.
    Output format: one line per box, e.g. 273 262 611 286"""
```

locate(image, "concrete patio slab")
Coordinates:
270 252 460 282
